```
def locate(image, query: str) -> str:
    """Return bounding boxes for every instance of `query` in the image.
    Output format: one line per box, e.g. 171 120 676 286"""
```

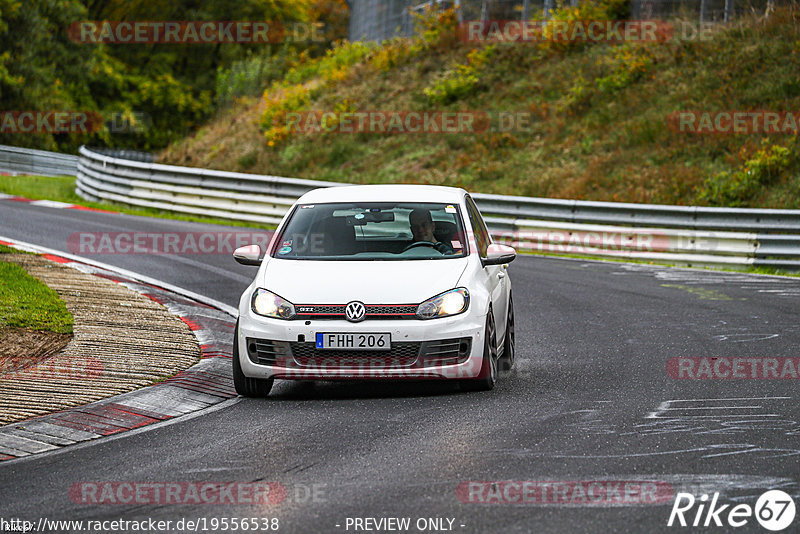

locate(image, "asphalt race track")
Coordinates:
1 200 799 533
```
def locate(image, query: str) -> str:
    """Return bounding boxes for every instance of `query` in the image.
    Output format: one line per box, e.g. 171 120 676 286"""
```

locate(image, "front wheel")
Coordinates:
463 311 497 391
232 320 273 397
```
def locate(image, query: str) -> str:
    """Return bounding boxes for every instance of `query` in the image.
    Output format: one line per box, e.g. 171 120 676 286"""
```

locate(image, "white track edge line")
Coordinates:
0 398 242 466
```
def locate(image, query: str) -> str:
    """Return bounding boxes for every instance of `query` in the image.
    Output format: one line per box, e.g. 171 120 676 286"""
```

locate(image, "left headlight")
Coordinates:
416 288 470 320
252 288 296 320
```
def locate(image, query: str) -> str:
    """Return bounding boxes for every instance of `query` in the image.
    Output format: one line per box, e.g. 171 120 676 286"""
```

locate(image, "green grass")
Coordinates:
518 249 800 277
0 260 73 333
0 175 275 230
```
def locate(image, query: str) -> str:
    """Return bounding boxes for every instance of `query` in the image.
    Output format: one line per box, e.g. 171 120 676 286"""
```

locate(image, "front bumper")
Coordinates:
237 307 486 380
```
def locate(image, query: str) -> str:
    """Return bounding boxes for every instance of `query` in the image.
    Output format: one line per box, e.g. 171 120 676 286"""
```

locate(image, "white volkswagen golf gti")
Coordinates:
232 184 516 396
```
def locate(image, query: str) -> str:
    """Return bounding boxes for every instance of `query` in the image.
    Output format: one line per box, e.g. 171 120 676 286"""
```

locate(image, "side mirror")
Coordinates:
233 244 263 266
483 243 516 266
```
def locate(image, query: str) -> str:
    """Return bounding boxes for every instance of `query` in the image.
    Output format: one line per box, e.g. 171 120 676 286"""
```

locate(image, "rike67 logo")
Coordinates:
668 490 796 531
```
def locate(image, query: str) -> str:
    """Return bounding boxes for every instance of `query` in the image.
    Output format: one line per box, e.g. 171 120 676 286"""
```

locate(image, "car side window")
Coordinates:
465 196 490 258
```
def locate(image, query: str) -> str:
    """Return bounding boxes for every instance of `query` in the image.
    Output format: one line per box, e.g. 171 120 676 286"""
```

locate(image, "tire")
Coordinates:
232 320 274 397
498 294 515 375
463 310 498 391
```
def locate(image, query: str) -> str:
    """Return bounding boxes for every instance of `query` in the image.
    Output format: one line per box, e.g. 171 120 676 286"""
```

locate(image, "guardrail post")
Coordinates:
543 0 554 20
724 0 735 22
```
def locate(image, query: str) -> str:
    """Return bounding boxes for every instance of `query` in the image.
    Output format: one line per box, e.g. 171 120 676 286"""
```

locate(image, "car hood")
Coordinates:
259 258 470 304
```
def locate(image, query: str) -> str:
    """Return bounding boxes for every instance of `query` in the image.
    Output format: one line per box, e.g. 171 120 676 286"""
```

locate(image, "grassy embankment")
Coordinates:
0 245 72 372
0 245 73 334
162 1 800 209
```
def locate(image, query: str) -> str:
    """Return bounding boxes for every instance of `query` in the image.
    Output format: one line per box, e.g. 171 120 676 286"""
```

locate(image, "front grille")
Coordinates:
289 342 421 368
297 305 344 315
294 304 417 320
418 338 471 367
246 338 291 366
365 305 417 315
246 338 471 370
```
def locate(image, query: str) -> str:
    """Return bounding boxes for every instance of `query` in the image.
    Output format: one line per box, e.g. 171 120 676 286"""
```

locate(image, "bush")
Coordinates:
560 75 593 113
285 41 375 85
260 84 312 146
411 6 459 52
423 45 495 105
699 144 793 206
216 47 297 105
370 38 415 72
259 41 375 146
595 44 655 93
542 0 631 51
259 6 468 145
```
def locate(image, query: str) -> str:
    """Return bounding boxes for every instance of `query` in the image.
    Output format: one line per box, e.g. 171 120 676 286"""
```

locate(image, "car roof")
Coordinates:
295 184 468 205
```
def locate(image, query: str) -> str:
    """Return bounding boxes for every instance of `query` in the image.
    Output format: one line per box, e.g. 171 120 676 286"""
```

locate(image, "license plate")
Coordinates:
316 333 391 350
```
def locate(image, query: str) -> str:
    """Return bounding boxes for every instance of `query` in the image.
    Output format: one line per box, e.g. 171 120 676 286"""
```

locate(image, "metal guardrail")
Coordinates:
73 146 800 271
86 147 156 163
0 144 78 177
76 146 343 225
474 193 800 233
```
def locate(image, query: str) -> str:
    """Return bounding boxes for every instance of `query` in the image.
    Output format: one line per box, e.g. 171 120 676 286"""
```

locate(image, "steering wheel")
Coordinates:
403 241 441 252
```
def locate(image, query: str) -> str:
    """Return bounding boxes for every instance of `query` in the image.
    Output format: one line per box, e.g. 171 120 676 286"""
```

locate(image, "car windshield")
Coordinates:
271 202 468 260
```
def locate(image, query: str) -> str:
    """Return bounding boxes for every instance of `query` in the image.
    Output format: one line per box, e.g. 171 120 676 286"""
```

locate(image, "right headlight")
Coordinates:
252 288 296 320
416 288 470 320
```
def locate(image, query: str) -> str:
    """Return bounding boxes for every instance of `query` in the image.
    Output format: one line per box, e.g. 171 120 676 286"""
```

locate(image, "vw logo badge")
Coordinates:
345 301 366 322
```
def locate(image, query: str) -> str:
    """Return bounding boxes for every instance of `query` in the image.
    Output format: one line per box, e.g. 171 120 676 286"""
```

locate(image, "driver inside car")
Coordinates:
408 208 454 254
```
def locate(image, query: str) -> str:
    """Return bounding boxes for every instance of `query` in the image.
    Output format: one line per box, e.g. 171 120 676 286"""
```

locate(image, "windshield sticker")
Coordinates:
300 204 314 209
278 246 292 255
282 240 292 247
354 213 365 220
445 205 457 213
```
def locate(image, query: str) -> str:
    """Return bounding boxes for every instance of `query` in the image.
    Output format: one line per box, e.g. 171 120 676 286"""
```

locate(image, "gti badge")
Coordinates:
345 301 366 322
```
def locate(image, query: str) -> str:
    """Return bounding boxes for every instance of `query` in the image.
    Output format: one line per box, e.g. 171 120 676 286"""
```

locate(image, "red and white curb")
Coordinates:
0 193 117 213
0 237 239 461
